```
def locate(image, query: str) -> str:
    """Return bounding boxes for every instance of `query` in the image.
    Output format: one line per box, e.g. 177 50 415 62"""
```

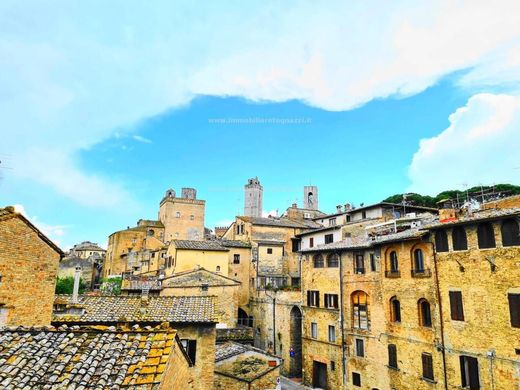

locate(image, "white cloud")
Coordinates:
1 1 520 207
132 135 152 144
408 93 520 194
263 209 279 218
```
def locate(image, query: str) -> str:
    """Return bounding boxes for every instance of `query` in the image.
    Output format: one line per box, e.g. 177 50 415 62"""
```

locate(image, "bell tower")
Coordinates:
244 177 263 217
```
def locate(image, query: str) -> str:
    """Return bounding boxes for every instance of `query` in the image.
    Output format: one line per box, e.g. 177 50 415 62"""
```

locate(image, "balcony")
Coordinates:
385 270 401 278
411 268 432 278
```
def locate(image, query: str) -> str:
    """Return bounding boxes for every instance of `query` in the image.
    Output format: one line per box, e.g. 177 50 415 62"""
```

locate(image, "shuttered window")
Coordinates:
460 355 480 390
307 290 320 307
477 222 496 249
452 227 468 250
435 230 449 252
421 353 434 380
501 219 520 246
388 344 398 369
449 291 464 321
508 293 520 328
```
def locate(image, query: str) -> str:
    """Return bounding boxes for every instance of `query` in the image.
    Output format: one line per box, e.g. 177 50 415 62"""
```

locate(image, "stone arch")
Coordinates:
237 307 253 327
289 306 302 377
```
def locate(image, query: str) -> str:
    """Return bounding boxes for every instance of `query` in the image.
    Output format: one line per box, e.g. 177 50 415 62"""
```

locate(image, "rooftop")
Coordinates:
424 207 520 229
0 324 186 389
238 216 321 229
172 240 229 251
218 239 252 248
52 295 218 324
162 268 240 288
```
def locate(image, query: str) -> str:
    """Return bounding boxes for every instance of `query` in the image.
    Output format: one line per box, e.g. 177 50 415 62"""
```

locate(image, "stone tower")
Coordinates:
244 177 263 217
304 185 319 210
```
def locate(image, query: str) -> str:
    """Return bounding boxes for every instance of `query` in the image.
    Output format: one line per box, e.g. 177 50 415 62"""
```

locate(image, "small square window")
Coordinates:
267 248 273 254
233 254 240 264
352 372 361 387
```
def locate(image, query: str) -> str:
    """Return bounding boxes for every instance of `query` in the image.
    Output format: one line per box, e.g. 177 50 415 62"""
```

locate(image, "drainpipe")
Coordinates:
71 266 81 304
339 251 347 386
429 239 448 390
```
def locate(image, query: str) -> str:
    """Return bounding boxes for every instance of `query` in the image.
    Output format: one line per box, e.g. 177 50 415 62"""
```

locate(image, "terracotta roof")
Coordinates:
172 240 229 251
163 268 240 288
218 240 252 248
52 295 218 324
0 324 187 389
0 206 64 256
238 216 321 229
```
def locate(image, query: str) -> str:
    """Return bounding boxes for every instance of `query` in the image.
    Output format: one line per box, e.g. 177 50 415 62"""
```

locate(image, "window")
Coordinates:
477 222 496 248
352 291 369 329
422 353 434 381
355 339 364 357
329 218 336 226
216 266 221 272
435 230 449 252
175 211 181 218
307 290 320 307
309 237 314 248
0 307 8 326
460 355 480 390
346 215 351 222
330 361 336 371
201 284 209 292
452 227 468 250
327 253 339 268
233 254 240 264
390 251 399 272
180 339 197 364
352 372 361 387
313 254 324 268
267 248 273 254
501 219 520 246
508 293 520 328
362 211 367 219
291 277 300 287
292 238 301 252
414 249 425 272
390 297 401 322
370 253 376 272
355 254 365 274
388 344 398 369
325 294 339 309
311 322 318 338
325 234 334 244
419 299 432 327
449 291 464 321
190 214 194 220
328 325 336 342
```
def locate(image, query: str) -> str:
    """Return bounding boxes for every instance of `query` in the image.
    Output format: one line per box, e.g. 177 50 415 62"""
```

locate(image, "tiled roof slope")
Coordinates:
218 239 252 248
172 240 229 251
239 216 321 229
163 268 240 288
52 295 218 324
0 325 184 389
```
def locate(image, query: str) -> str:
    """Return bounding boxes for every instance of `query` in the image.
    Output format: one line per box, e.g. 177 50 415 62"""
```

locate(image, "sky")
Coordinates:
1 1 520 250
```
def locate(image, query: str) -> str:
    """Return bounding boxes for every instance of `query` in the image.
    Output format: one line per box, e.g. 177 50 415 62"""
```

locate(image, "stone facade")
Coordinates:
244 177 263 218
0 207 63 326
159 188 205 242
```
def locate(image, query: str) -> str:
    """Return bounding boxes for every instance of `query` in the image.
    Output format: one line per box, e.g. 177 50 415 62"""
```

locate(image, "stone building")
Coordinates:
424 207 520 390
59 241 106 288
52 294 219 389
69 241 106 259
244 177 263 218
103 186 205 277
214 342 282 390
165 239 230 277
0 324 194 389
0 206 63 326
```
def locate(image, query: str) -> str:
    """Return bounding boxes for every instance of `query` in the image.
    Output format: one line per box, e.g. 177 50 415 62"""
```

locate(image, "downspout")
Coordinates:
339 250 347 386
273 294 277 355
429 238 448 390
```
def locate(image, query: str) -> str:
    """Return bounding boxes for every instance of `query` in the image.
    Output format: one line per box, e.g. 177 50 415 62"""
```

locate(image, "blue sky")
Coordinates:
1 2 520 249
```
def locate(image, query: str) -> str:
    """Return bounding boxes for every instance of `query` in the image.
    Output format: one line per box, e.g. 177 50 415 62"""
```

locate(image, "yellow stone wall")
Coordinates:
165 247 229 277
159 198 205 241
160 336 196 390
213 366 281 390
0 216 61 326
227 247 253 308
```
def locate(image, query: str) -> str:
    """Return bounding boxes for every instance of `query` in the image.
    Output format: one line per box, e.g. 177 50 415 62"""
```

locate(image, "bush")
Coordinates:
100 277 122 295
55 276 87 294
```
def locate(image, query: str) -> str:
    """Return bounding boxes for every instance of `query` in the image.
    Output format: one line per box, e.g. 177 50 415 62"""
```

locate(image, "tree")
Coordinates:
55 276 87 294
100 277 122 295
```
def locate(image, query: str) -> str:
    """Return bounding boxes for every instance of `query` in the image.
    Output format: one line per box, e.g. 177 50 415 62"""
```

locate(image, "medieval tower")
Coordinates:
303 185 319 210
244 177 263 217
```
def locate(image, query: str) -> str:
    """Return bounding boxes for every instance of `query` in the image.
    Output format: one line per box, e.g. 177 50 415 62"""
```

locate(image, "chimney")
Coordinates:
71 266 81 304
336 205 342 213
344 203 351 211
292 203 297 208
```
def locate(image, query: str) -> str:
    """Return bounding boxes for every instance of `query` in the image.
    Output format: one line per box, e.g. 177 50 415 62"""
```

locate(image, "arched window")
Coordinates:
414 249 425 272
435 230 449 252
216 266 221 272
351 291 369 329
452 227 468 251
390 251 399 272
477 222 496 249
147 229 154 237
418 299 432 327
501 219 520 247
327 253 339 268
390 296 401 323
313 254 324 268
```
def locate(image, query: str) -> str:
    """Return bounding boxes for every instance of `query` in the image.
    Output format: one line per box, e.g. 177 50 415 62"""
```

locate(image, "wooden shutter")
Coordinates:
509 294 520 328
422 353 434 380
449 291 464 321
316 292 320 308
388 344 397 368
307 290 311 306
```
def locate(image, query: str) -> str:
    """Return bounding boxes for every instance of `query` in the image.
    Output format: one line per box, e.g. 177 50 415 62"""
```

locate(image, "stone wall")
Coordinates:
0 216 60 326
159 197 205 242
160 336 196 389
